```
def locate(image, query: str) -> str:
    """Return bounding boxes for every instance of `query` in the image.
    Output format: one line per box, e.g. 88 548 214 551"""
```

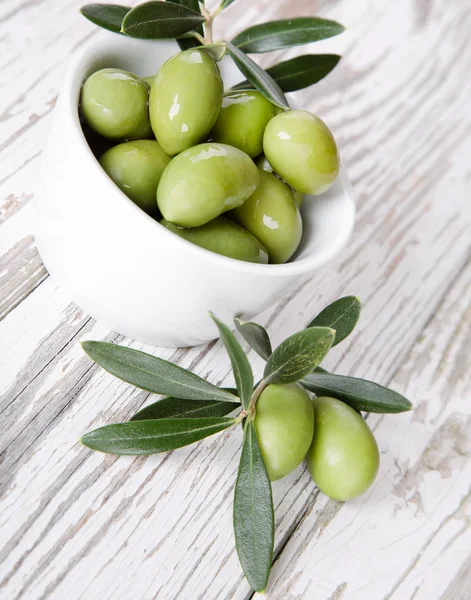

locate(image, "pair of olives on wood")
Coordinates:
80 49 340 265
254 384 380 501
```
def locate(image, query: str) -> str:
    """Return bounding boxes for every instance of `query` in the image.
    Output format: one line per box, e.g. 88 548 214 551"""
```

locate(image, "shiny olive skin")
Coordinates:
306 397 380 501
210 91 280 158
157 143 260 227
99 140 170 217
149 49 223 156
254 383 314 481
230 170 302 264
161 217 268 264
80 68 152 141
263 110 340 195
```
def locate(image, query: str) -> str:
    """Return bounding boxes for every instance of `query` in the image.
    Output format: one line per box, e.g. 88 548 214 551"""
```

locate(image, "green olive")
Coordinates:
293 191 304 208
210 91 280 158
230 170 302 264
161 217 268 264
306 397 380 501
149 49 223 156
143 74 156 86
157 142 260 227
254 383 314 481
263 110 340 195
99 140 171 217
80 68 152 141
255 154 273 173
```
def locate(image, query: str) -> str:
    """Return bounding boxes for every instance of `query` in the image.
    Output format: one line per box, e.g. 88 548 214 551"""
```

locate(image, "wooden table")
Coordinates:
1 1 470 598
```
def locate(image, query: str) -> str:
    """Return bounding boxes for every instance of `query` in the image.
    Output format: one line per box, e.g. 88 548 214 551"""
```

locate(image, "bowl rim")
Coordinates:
67 35 355 277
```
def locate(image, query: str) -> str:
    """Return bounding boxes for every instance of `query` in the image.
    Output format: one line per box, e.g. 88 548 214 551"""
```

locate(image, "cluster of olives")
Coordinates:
254 384 379 500
80 48 340 265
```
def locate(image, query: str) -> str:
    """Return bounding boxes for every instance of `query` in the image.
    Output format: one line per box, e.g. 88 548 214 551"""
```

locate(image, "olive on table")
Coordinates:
161 216 268 264
254 383 314 481
263 110 340 195
306 396 380 501
99 140 171 217
149 49 223 156
230 170 302 264
157 143 260 228
80 68 152 141
210 91 280 158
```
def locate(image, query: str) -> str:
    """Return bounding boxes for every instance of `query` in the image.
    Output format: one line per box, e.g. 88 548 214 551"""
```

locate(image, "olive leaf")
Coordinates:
196 42 227 62
232 54 341 93
176 36 201 50
130 396 240 421
226 42 289 109
302 373 413 413
308 296 361 347
81 341 238 403
234 420 274 592
234 318 272 361
80 3 130 33
264 326 335 384
220 0 236 9
210 313 253 410
122 1 206 39
168 0 204 50
81 416 237 455
232 17 345 53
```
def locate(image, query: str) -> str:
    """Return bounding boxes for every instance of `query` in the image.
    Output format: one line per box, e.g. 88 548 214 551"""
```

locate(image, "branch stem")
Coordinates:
247 379 268 417
192 31 206 45
201 5 214 44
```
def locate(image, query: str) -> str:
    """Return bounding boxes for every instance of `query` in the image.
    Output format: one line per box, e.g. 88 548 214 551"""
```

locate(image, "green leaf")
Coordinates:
168 0 201 11
220 0 236 9
264 327 335 384
81 341 237 403
234 420 274 592
80 4 130 33
232 17 345 53
226 42 289 109
196 42 227 61
130 396 240 421
122 1 206 39
210 313 253 410
308 296 361 347
234 318 272 361
301 373 413 413
175 35 201 50
232 54 341 93
81 416 237 455
168 0 204 49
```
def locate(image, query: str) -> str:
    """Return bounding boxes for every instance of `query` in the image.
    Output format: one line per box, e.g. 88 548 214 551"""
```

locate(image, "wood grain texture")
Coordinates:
263 260 471 600
0 0 470 599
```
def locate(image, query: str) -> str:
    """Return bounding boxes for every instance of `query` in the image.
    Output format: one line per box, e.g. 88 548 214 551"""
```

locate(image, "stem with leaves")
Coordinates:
80 1 345 107
79 295 412 592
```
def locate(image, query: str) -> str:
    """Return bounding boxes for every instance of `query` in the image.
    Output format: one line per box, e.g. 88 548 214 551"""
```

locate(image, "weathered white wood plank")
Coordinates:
0 0 470 599
262 256 471 600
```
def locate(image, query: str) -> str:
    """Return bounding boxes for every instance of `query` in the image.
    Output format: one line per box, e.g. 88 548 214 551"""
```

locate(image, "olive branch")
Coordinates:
80 296 412 592
80 1 345 108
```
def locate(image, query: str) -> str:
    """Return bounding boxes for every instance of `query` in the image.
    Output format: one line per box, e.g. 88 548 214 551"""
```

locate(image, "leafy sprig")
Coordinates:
81 296 412 592
80 1 345 106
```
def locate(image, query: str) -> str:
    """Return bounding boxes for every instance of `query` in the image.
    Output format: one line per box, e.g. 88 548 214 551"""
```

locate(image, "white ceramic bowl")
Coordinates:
34 35 355 347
